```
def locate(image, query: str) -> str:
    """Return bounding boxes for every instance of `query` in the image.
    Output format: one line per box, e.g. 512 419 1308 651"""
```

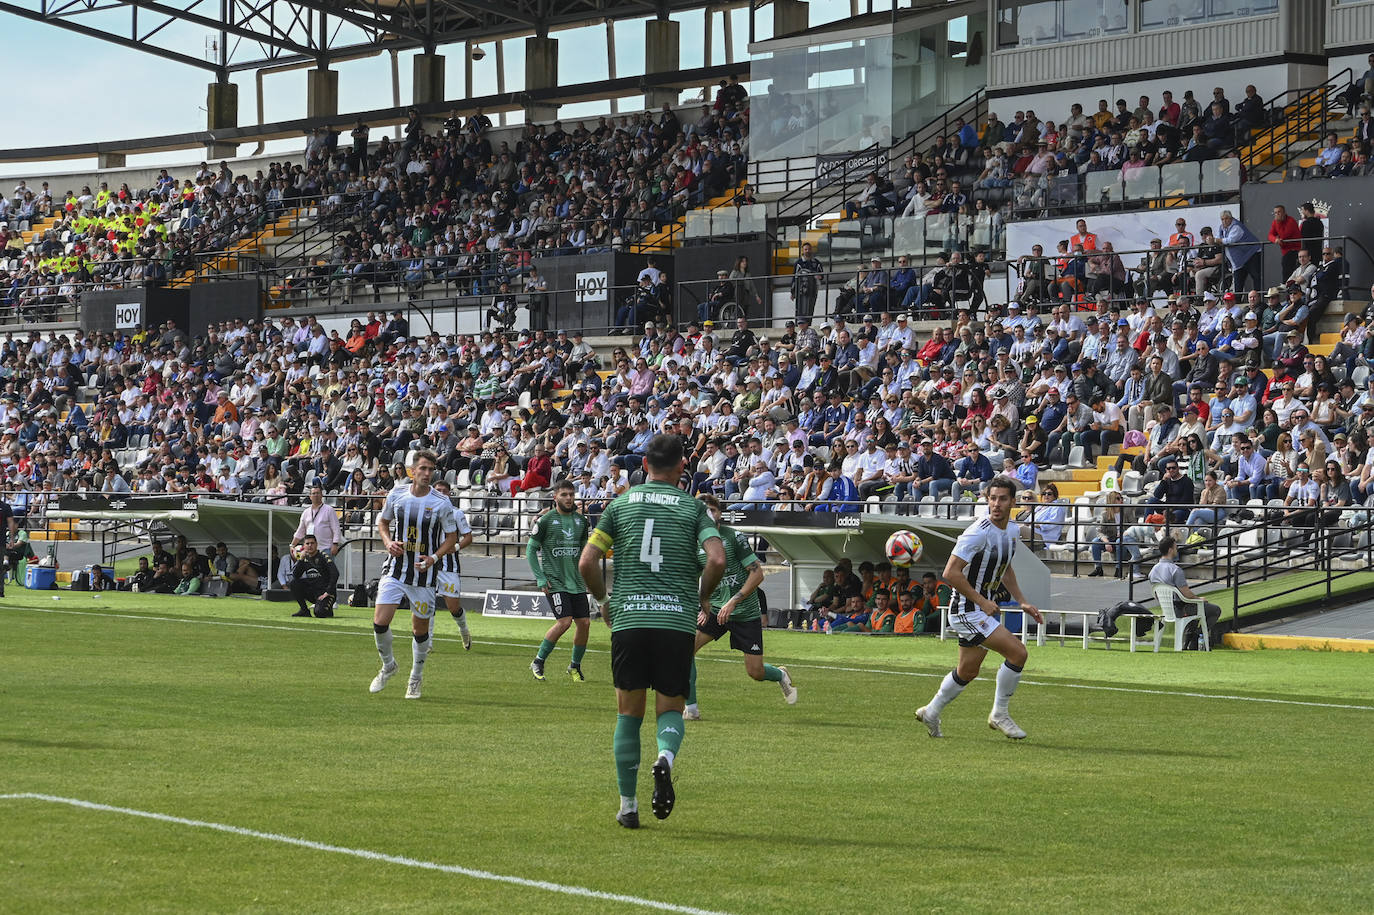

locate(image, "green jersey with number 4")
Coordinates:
593 482 721 634
699 524 761 622
526 507 590 592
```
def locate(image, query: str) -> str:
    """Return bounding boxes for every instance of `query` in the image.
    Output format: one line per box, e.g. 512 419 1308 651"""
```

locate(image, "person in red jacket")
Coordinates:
509 444 553 496
1268 204 1302 280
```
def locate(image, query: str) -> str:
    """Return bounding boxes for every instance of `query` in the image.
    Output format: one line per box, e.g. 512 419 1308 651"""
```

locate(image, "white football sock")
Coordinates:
411 632 432 680
374 626 395 667
927 671 968 716
993 662 1023 716
658 750 675 768
619 796 638 814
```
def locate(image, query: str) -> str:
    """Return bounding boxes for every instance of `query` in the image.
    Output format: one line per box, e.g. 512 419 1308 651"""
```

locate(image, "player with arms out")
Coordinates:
432 479 475 649
579 434 726 829
528 480 594 681
916 475 1043 739
684 494 796 720
369 451 460 700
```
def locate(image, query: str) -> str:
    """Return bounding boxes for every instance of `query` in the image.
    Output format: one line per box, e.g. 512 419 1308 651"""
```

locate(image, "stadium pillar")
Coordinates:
644 19 680 109
773 0 809 36
97 152 126 169
307 67 339 119
206 80 239 160
413 53 446 107
524 36 559 123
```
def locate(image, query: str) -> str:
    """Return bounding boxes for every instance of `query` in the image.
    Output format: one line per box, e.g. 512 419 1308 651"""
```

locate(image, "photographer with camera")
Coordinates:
290 534 339 618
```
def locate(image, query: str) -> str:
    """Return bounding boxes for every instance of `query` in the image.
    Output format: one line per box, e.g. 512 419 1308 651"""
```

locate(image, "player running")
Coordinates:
579 434 725 829
683 494 796 720
915 475 1043 739
432 480 475 649
369 450 460 700
527 480 593 682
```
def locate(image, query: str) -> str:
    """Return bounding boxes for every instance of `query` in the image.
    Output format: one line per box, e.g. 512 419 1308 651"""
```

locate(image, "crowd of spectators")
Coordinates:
0 87 752 320
0 256 1370 596
283 88 750 300
830 81 1274 265
796 558 948 633
1 165 278 318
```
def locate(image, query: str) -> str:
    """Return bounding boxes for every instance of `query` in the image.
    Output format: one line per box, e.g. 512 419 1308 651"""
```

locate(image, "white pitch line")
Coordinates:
0 793 734 915
11 604 1374 712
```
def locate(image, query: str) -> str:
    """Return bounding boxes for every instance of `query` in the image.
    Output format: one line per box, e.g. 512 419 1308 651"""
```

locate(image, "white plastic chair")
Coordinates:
1151 584 1210 652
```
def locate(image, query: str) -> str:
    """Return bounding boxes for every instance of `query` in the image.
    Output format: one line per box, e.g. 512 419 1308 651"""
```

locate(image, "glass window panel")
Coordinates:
997 0 1128 48
1123 166 1160 199
1160 162 1202 196
1061 0 1128 41
1140 0 1276 32
710 208 740 236
1048 174 1083 209
743 204 768 234
1200 157 1242 194
997 0 1060 49
1085 170 1122 203
685 210 711 238
894 216 926 255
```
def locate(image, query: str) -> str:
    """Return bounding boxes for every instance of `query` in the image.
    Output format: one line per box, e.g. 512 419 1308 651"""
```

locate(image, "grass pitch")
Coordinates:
3 589 1373 913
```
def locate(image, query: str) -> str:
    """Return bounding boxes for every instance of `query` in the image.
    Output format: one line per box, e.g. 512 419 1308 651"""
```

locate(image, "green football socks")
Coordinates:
656 710 685 762
571 643 587 667
763 664 784 683
535 639 556 662
614 714 642 798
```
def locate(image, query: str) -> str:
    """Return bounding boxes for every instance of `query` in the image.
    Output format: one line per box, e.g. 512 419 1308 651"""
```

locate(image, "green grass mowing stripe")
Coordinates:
6 609 1374 913
0 794 735 915
11 598 1374 710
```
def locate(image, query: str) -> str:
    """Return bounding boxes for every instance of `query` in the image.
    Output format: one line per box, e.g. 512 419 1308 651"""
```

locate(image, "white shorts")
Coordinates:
376 577 437 620
948 603 1001 646
436 571 461 601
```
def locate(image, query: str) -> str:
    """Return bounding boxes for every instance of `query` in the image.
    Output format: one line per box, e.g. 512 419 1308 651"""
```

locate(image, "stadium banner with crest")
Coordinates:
482 589 556 619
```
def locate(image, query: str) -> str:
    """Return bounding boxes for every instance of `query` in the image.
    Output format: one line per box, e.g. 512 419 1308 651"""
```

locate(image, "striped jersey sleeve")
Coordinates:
948 518 1018 614
381 487 461 587
436 501 472 574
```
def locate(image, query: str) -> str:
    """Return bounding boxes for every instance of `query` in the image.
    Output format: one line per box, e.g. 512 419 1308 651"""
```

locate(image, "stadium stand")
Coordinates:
5 17 1374 610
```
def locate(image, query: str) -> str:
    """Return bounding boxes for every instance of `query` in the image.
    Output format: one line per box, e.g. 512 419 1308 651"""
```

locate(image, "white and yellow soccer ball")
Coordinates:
885 530 924 568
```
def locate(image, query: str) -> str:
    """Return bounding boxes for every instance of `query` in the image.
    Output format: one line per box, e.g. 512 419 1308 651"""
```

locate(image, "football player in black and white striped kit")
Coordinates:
432 480 475 650
916 476 1043 739
369 450 460 700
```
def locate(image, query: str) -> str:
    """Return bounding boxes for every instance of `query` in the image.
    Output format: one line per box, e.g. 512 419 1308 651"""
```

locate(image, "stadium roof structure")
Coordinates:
0 0 722 75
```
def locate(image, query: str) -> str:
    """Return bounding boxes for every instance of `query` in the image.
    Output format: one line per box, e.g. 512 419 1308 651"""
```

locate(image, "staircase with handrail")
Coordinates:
769 88 987 273
1239 68 1354 183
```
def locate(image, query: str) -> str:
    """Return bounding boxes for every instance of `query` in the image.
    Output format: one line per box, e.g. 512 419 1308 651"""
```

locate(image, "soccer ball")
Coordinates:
885 530 923 567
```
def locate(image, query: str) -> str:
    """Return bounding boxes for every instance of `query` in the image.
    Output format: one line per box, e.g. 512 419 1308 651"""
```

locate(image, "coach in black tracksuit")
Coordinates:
290 534 339 618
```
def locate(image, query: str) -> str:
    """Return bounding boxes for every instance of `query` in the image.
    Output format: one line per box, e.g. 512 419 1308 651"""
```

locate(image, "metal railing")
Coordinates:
21 488 1374 625
1241 69 1354 185
999 235 1374 314
772 88 988 232
1004 157 1243 220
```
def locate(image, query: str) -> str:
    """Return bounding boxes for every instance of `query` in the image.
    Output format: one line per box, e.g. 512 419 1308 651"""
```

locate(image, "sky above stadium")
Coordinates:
2 11 736 174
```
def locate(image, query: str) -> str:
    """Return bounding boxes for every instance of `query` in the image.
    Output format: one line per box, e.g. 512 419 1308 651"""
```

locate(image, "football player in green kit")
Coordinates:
683 494 797 720
527 480 593 681
579 435 725 829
